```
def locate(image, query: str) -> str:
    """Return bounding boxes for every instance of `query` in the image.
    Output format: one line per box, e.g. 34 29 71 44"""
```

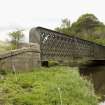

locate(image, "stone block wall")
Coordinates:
0 43 40 72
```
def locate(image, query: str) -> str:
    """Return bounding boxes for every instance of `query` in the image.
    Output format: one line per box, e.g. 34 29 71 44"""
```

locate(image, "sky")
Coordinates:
0 0 105 42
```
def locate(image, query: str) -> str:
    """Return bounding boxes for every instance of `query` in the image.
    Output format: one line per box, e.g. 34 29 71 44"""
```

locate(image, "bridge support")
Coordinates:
0 44 41 72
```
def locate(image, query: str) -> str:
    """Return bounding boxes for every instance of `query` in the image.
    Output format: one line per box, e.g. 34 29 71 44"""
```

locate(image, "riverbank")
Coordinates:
0 66 98 105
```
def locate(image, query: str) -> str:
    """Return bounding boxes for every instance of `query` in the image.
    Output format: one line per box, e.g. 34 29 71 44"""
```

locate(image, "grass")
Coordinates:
0 41 11 53
0 66 98 105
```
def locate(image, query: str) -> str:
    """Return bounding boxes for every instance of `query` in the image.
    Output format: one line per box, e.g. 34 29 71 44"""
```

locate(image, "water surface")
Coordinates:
79 65 105 101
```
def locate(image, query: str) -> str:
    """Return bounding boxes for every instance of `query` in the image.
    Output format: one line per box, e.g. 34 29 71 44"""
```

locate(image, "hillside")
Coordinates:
0 67 98 105
0 40 10 53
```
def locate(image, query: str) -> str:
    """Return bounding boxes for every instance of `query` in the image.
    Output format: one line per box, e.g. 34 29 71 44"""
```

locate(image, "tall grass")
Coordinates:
0 66 98 105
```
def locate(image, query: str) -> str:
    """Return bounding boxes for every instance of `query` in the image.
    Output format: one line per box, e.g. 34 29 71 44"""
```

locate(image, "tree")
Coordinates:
72 14 103 30
55 13 105 45
71 13 104 38
93 26 105 45
70 13 105 43
8 30 24 49
55 18 72 35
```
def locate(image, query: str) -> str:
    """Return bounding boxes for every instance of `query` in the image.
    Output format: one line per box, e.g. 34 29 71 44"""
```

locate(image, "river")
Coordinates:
79 65 105 104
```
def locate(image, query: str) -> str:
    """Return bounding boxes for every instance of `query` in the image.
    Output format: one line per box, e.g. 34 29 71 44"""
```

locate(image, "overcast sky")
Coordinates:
0 0 105 42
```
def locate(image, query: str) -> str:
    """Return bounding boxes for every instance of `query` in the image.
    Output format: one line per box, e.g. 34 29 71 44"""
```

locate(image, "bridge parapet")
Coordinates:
0 43 40 72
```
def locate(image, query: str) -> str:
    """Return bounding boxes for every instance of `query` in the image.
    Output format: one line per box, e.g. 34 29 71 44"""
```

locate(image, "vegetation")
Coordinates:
0 41 11 53
0 13 103 105
55 18 71 35
55 13 105 45
0 67 98 105
8 29 24 49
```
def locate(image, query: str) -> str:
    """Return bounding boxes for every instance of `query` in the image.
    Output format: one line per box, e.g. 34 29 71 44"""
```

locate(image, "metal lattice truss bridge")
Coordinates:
29 27 105 61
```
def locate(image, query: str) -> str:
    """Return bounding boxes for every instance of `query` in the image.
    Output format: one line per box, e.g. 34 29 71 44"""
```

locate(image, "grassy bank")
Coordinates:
0 66 98 105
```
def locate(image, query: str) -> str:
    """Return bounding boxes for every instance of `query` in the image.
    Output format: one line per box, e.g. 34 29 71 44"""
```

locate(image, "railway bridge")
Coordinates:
29 27 105 67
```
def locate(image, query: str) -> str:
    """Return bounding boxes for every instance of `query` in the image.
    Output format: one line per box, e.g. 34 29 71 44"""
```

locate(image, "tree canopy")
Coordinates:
8 30 24 49
55 18 72 35
55 13 105 45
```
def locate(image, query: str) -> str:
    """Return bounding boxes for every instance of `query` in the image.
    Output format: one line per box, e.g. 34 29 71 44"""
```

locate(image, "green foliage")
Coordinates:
70 13 105 40
55 13 105 45
0 41 11 53
0 67 98 105
0 69 7 75
71 13 103 32
48 61 59 66
8 30 24 49
55 18 72 35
